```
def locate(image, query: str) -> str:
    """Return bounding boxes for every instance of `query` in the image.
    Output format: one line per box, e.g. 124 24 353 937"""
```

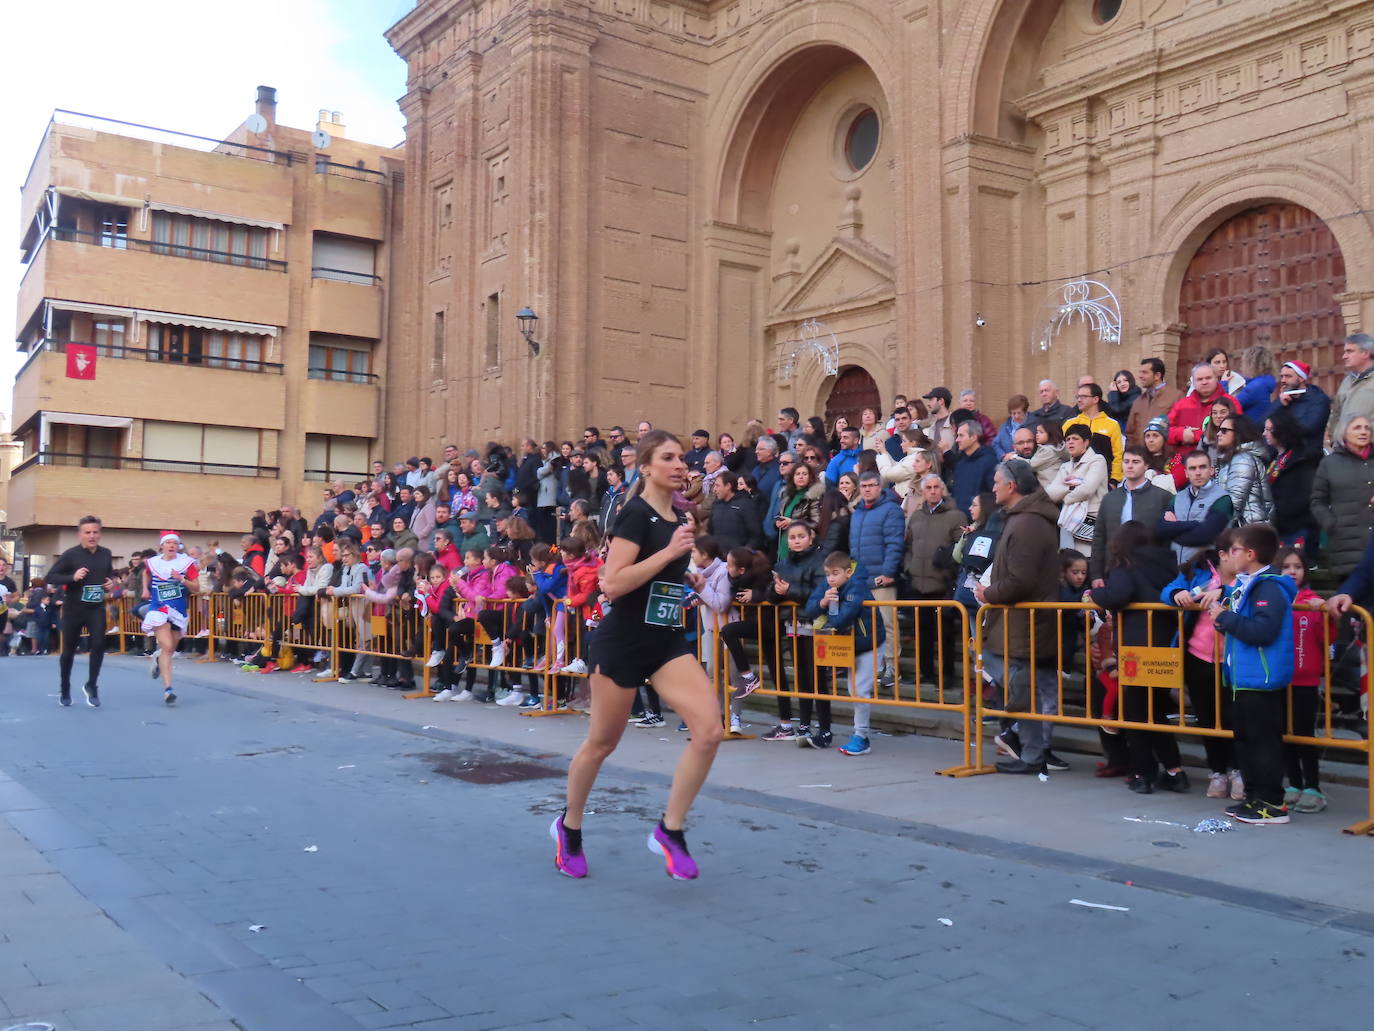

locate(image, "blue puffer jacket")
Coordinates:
847 492 904 586
1214 569 1297 691
802 563 885 655
825 447 860 486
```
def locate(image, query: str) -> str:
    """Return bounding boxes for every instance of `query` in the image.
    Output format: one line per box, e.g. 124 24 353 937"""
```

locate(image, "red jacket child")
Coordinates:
1291 586 1330 688
564 555 603 613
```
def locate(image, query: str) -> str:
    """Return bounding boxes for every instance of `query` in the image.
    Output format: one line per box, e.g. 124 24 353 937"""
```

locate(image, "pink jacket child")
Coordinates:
455 561 521 613
488 561 519 602
453 565 494 615
364 563 402 618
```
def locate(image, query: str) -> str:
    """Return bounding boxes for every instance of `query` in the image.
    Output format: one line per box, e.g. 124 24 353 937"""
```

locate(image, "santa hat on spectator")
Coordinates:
159 531 182 546
1283 360 1311 381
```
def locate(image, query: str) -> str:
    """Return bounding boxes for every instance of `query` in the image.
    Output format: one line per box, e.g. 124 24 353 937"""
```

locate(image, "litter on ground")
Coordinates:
1069 899 1129 912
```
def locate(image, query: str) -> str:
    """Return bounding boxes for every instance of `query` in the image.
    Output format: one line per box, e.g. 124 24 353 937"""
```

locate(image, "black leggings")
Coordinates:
59 602 107 690
1284 684 1321 791
721 609 784 681
438 617 475 685
796 642 829 731
721 609 790 719
1122 684 1182 780
1185 651 1234 774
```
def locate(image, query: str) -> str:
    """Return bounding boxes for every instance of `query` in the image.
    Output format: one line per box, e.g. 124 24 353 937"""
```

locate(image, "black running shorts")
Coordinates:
587 627 697 688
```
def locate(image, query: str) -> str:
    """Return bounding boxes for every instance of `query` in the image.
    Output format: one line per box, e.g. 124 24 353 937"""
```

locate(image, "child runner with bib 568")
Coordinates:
551 430 724 880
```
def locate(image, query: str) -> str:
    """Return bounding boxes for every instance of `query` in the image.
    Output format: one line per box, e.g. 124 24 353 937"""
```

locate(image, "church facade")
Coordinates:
383 0 1374 446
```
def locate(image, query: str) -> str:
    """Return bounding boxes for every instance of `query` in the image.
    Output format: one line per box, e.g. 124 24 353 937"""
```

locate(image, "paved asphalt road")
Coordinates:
1 654 1372 1030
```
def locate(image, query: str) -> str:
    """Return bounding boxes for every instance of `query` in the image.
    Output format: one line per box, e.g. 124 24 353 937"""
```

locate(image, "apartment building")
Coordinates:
10 87 404 573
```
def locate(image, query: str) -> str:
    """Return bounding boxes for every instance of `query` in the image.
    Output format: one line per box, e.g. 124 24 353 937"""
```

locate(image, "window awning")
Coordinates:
39 299 277 337
138 310 277 337
46 299 137 320
147 200 285 232
41 411 134 430
54 186 145 209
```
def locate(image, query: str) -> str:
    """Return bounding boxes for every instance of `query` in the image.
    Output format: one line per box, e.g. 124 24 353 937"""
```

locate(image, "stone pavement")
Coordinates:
1 652 1372 1030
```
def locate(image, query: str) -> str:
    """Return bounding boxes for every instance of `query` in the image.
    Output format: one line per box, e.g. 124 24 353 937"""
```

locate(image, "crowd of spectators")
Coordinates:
8 335 1374 819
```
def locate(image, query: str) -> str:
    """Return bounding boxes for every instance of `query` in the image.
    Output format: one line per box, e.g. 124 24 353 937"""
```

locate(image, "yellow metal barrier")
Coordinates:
709 599 980 774
973 601 1374 835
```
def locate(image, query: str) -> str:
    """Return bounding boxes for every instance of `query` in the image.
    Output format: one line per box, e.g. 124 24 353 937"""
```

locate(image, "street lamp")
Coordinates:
516 306 540 357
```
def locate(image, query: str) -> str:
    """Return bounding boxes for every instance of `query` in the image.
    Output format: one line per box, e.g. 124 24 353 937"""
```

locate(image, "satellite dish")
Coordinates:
312 129 332 150
245 113 268 134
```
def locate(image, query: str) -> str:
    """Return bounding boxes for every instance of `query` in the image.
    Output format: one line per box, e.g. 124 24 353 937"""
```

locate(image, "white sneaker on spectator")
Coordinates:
496 691 525 707
560 658 588 676
452 689 474 702
490 642 507 667
432 688 454 702
1229 769 1245 801
729 714 742 734
1206 772 1229 799
425 650 445 668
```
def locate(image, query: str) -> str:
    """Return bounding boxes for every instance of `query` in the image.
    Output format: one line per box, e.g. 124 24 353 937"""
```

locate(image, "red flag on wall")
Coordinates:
66 344 97 380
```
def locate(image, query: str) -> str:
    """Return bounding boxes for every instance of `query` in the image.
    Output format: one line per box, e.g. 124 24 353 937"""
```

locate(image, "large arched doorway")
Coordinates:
824 365 881 429
710 43 897 427
1177 203 1347 393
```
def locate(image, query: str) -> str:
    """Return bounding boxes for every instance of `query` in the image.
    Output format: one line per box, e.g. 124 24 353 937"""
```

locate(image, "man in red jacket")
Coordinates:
1166 362 1241 447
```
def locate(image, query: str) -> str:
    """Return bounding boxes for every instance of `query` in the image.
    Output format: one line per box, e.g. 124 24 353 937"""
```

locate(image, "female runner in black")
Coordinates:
550 430 724 879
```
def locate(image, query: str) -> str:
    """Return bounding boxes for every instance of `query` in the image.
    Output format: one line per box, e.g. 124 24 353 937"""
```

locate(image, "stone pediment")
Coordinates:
775 237 895 316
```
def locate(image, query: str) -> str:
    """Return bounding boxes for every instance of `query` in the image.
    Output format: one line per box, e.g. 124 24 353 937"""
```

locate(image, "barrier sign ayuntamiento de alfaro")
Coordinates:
1118 645 1184 689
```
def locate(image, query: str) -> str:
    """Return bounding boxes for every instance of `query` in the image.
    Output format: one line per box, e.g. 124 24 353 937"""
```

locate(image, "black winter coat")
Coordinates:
1088 544 1178 648
710 494 762 552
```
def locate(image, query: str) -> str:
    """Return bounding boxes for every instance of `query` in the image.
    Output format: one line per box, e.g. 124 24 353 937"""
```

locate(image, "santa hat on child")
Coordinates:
159 531 182 546
1282 360 1311 381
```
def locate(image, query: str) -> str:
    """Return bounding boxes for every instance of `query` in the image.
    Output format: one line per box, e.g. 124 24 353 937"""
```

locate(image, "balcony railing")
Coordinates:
304 468 371 481
307 366 380 383
50 226 287 271
313 157 387 182
22 339 284 375
14 451 279 478
311 265 381 285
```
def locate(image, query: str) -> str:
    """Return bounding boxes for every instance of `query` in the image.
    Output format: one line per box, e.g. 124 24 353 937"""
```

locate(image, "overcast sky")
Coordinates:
2 0 412 430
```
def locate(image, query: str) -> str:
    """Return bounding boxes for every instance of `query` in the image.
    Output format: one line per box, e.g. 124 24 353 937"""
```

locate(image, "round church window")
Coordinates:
1093 0 1122 23
844 108 880 172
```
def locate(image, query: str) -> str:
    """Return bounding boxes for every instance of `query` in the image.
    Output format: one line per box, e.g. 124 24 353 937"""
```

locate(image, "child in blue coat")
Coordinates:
803 552 885 756
1208 523 1296 825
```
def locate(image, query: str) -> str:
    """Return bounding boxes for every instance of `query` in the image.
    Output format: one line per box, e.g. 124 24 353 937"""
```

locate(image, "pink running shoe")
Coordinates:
648 822 699 880
549 815 587 878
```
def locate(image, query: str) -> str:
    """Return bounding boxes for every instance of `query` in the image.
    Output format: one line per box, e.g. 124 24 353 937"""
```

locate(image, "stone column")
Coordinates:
505 5 597 442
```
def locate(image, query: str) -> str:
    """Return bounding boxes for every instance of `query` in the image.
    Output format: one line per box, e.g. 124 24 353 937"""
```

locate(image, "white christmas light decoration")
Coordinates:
1032 278 1122 352
778 318 841 382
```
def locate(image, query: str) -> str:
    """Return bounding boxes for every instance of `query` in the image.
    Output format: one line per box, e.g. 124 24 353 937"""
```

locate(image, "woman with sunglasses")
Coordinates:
1214 414 1272 527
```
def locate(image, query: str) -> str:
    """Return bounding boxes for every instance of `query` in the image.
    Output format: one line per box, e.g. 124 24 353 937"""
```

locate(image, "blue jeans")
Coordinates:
1004 660 1058 765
